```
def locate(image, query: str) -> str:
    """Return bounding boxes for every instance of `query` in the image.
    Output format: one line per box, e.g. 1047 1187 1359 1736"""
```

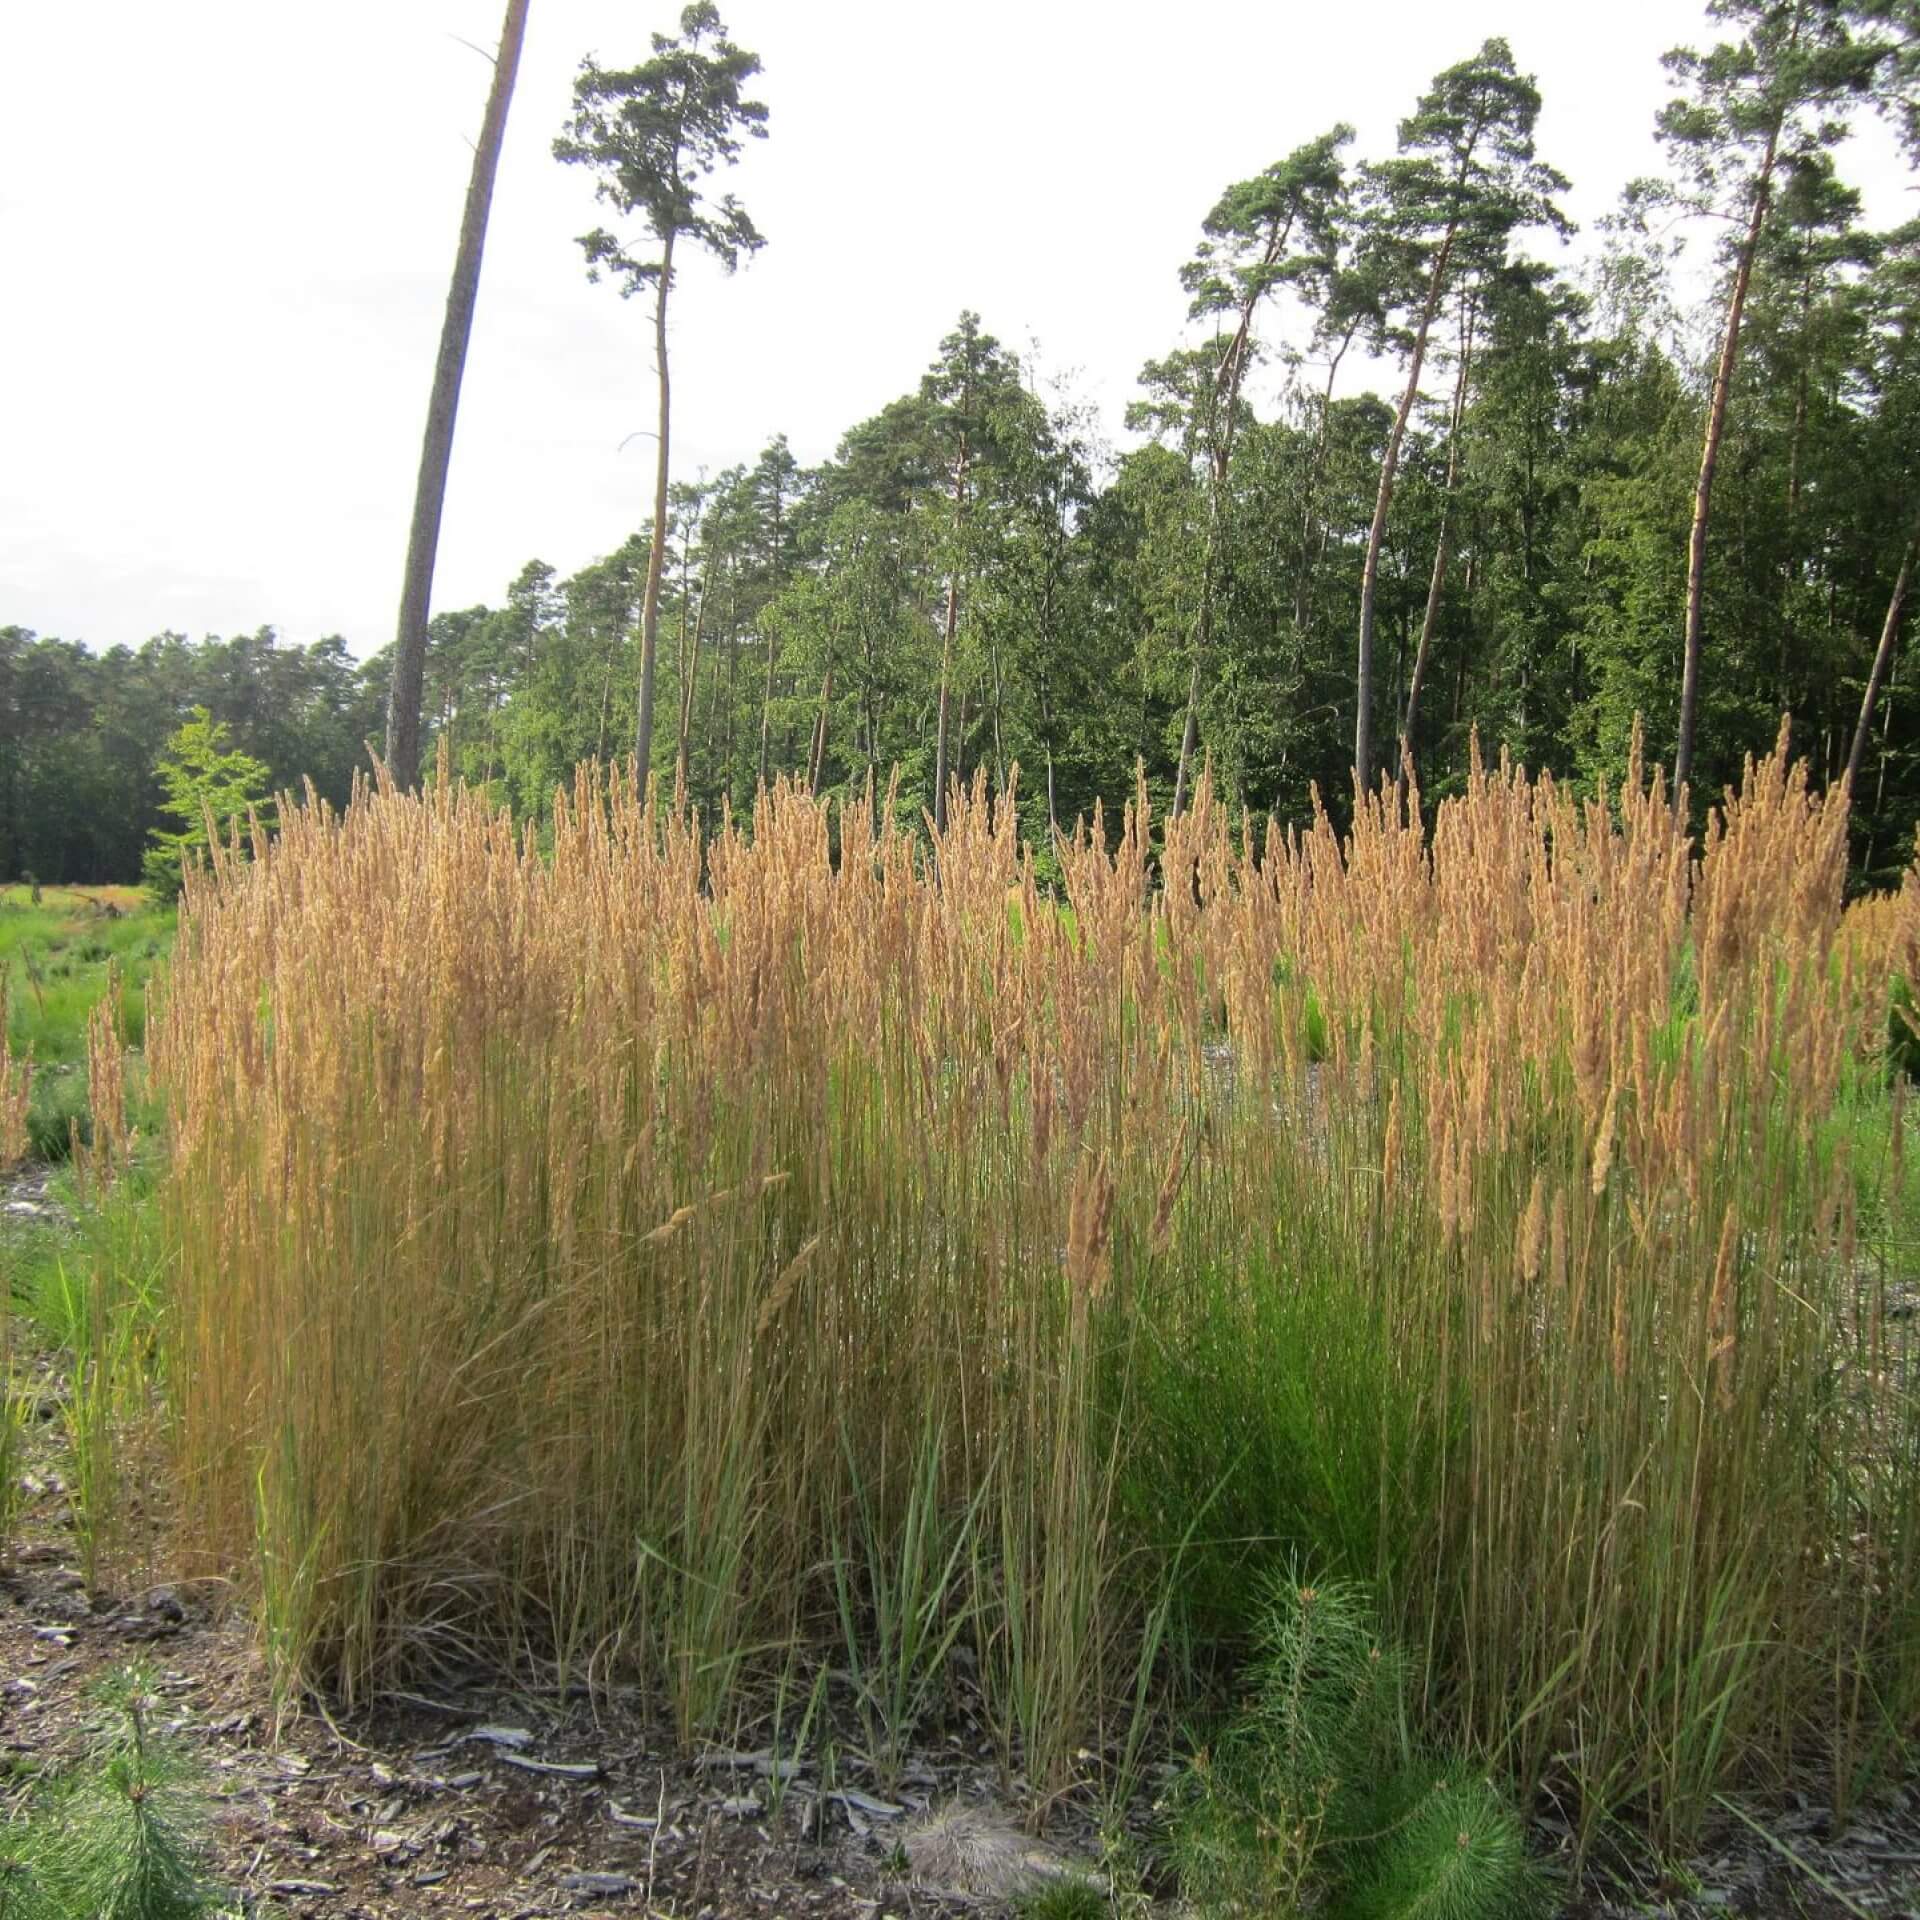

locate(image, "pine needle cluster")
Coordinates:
1 1667 226 1920
1170 1566 1549 1920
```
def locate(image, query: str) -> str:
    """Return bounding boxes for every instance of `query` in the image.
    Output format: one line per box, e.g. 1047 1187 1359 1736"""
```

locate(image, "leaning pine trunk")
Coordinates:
384 0 530 791
1845 514 1920 807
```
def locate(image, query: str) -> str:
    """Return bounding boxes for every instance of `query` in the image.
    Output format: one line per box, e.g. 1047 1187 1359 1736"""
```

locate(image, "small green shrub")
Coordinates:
1170 1567 1549 1920
7 1666 228 1919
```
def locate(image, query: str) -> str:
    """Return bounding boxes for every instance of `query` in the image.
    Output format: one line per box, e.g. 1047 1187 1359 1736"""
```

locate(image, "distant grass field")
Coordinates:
1 884 173 1159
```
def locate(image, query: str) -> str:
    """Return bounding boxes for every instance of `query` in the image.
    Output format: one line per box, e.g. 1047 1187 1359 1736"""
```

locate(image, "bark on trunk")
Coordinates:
676 580 706 796
635 226 676 786
1172 210 1296 820
1295 322 1358 634
932 430 970 833
384 0 529 791
1400 291 1477 778
1845 514 1919 805
1676 120 1781 797
1355 222 1458 796
758 620 776 791
808 667 834 795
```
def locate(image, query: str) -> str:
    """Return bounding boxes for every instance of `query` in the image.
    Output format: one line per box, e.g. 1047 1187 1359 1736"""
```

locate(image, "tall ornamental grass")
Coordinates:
140 735 1920 1846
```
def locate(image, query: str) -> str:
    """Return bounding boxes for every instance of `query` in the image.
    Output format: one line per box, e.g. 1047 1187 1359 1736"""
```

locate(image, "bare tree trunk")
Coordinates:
676 580 706 795
808 667 834 794
1845 513 1919 804
632 226 678 789
1676 121 1781 797
1297 319 1359 633
862 621 880 790
701 563 730 763
1777 269 1813 707
932 431 971 832
1172 212 1296 821
758 621 776 790
384 0 529 791
720 580 739 799
1039 562 1060 837
1400 291 1477 778
989 630 1007 795
1356 223 1458 796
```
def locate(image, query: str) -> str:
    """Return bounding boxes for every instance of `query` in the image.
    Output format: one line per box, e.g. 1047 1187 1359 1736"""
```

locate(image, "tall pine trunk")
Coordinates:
1296 319 1360 632
808 667 834 794
636 227 677 784
384 0 529 790
676 580 706 797
1676 121 1781 796
758 623 777 790
1400 291 1477 775
1172 215 1294 820
1355 223 1457 795
932 431 971 833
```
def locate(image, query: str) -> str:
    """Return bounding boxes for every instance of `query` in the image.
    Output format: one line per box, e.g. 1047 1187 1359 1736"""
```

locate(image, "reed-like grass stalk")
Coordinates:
131 733 1920 1845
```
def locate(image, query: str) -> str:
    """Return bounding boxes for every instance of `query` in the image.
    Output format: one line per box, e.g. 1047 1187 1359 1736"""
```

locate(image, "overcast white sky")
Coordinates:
1 1 1910 659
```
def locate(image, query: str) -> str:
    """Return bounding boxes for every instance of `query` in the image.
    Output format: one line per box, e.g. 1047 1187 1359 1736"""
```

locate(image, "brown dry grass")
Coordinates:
128 731 1920 1847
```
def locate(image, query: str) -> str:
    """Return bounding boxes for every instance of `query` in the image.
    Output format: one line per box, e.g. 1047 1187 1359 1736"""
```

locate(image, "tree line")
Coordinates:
12 1 1920 888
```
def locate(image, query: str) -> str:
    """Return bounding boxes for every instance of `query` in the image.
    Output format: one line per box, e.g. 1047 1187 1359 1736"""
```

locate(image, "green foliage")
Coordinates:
140 711 270 905
831 1410 985 1790
1333 1774 1543 1920
553 4 768 293
0 626 378 891
6 1668 228 1919
1015 1878 1109 1920
0 887 171 1167
26 1071 88 1165
0 889 170 1066
1169 1569 1549 1920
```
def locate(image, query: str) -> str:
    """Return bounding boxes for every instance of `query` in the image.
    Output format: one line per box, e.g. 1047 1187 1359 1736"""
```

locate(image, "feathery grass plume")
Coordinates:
131 740 1920 1849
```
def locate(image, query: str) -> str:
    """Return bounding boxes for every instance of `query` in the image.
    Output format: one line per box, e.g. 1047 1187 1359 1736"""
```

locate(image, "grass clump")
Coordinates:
3 1666 227 1920
1015 1878 1109 1920
1170 1568 1548 1920
121 734 1920 1855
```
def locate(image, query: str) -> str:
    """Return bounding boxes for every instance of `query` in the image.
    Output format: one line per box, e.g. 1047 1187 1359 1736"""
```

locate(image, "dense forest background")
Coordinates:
9 15 1920 889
